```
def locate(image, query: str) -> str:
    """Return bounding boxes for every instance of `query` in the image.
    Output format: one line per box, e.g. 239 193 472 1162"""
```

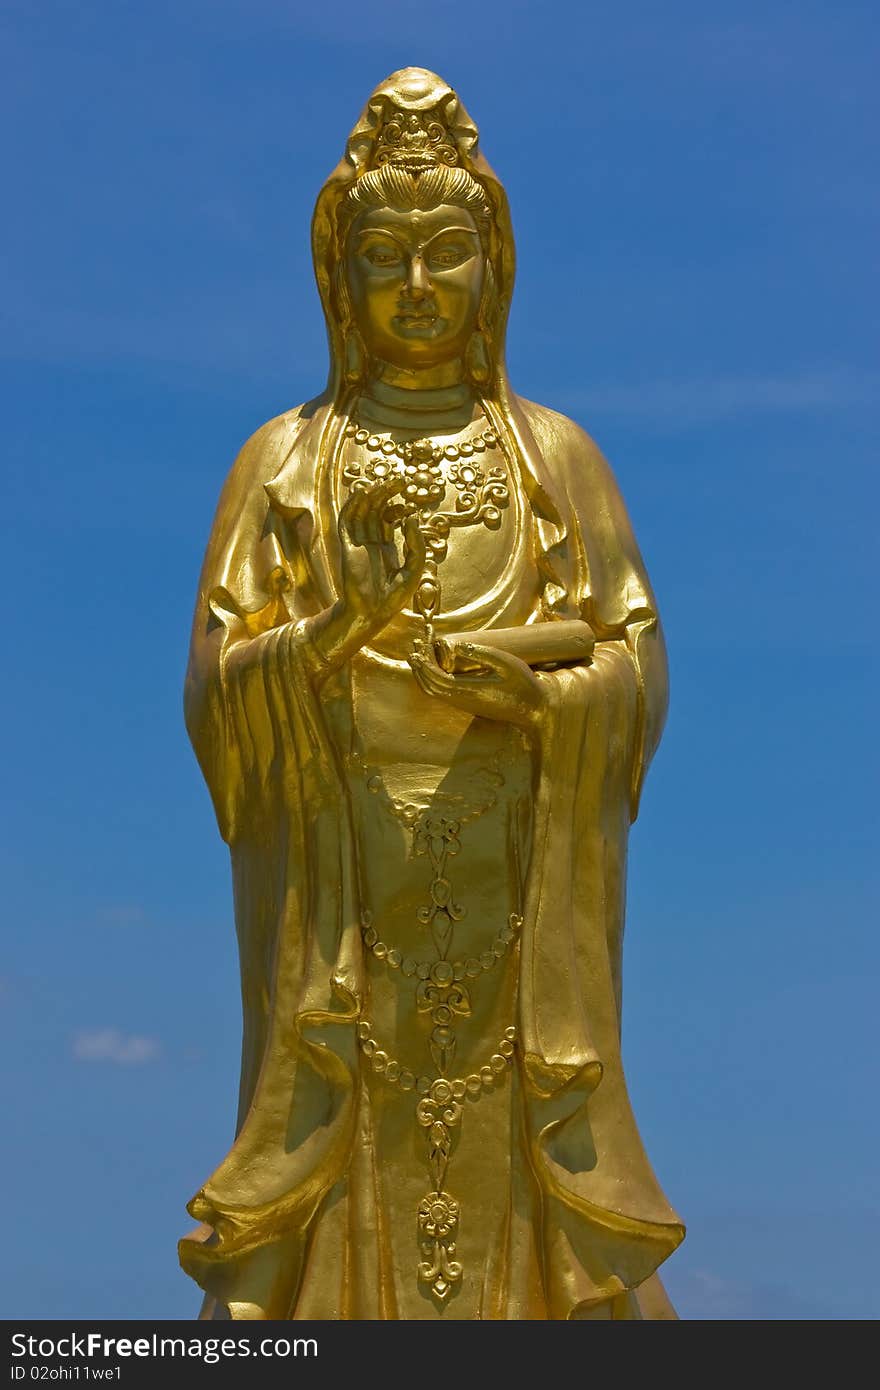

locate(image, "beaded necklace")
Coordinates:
341 412 510 631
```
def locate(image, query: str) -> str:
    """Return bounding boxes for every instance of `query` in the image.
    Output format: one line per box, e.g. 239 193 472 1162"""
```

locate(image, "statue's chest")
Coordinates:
338 425 523 625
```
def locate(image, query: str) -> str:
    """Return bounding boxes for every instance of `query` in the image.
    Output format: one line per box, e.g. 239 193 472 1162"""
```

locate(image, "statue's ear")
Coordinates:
343 326 367 384
464 330 491 385
332 259 367 384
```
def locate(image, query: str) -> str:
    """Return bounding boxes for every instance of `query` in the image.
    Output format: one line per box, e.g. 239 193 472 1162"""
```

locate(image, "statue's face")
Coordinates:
345 203 485 369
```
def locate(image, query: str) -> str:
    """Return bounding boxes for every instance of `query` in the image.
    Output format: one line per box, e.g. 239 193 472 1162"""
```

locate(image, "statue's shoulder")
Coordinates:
515 396 619 495
212 395 326 521
228 397 324 485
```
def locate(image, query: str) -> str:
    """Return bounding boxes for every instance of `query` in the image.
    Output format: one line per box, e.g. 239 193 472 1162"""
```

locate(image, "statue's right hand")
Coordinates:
303 484 426 679
337 482 427 631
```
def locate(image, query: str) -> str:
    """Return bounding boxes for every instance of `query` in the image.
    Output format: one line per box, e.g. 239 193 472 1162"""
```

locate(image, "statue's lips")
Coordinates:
393 312 442 332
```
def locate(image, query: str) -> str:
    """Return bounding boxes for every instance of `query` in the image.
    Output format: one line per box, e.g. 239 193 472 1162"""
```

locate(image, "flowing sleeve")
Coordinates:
559 415 668 818
516 406 684 1316
179 409 364 1318
517 400 668 817
184 411 329 844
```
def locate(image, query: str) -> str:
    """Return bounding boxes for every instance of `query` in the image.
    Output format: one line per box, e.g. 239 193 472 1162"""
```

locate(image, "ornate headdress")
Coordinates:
371 107 461 173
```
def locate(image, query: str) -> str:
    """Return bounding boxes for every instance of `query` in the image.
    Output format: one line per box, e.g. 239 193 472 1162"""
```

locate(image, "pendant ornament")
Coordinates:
358 1018 518 1302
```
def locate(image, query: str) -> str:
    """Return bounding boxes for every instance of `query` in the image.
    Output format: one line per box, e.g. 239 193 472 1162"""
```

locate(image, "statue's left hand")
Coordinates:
408 638 545 730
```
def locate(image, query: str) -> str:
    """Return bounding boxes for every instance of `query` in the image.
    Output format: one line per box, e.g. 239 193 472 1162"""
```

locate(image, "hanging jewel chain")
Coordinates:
341 413 510 633
345 410 520 1303
361 909 522 981
350 743 513 829
361 909 522 1075
357 1017 518 1304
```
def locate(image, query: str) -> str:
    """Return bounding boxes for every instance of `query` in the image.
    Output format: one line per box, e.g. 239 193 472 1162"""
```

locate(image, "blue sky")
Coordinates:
2 0 877 1320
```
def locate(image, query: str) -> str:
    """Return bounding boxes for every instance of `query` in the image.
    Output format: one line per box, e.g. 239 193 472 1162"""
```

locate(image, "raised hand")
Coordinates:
338 482 425 628
307 483 426 675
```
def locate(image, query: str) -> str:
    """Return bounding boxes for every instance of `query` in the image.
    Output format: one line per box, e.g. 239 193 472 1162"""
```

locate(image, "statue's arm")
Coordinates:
183 412 326 838
524 402 669 805
183 409 427 837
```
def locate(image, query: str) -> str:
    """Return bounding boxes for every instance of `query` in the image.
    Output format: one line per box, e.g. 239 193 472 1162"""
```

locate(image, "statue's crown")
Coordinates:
371 106 460 173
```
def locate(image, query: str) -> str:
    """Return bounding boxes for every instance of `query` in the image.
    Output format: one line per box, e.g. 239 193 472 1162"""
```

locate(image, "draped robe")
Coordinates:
179 391 685 1319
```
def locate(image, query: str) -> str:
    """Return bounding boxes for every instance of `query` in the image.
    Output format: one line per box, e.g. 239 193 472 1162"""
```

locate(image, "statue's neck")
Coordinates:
356 360 480 433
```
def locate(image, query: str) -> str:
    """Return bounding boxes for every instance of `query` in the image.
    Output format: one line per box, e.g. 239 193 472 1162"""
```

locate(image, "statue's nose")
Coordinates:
406 255 431 300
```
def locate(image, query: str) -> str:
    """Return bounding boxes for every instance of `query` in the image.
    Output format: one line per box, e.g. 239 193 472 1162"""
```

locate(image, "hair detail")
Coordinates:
338 164 492 244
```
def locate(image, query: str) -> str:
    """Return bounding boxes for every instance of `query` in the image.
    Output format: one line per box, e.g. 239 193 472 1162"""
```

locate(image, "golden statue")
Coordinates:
180 67 685 1321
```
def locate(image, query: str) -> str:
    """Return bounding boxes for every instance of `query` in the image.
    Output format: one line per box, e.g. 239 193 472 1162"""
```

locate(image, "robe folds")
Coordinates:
179 392 685 1319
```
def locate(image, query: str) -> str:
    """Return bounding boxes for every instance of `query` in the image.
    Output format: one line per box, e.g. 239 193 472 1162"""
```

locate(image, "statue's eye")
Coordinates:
364 246 402 267
428 246 469 270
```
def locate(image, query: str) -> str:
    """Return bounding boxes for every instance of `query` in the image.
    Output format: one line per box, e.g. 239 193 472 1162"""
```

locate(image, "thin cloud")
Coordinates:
671 1267 829 1320
561 367 879 425
98 904 147 927
72 1029 161 1065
